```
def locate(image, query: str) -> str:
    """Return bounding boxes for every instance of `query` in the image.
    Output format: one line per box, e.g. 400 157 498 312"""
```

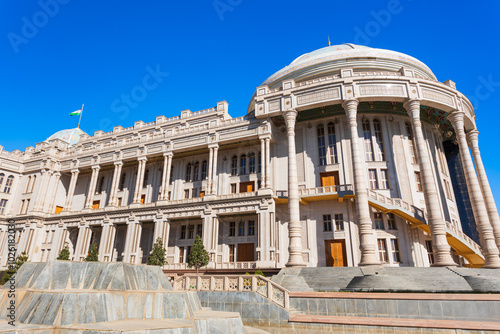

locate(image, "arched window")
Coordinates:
119 174 126 191
327 122 338 164
143 169 149 186
405 122 417 164
201 160 208 179
249 153 256 173
373 119 385 161
362 118 374 161
240 154 247 175
317 124 326 165
30 175 36 193
185 163 192 182
193 162 200 181
4 176 14 194
0 173 4 189
25 176 31 193
97 177 105 194
231 156 238 176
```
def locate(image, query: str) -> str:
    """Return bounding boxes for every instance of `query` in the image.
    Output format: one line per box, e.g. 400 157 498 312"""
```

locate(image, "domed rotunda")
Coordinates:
46 127 87 146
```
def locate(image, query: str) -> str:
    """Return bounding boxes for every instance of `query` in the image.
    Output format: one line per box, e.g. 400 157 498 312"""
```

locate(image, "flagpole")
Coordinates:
77 104 84 129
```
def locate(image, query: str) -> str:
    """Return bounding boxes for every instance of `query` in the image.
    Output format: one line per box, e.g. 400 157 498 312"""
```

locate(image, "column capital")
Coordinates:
114 161 123 166
403 99 421 117
208 143 219 149
91 165 101 170
53 172 61 178
71 168 80 174
283 109 298 131
342 98 359 111
163 151 173 157
447 110 466 130
466 129 479 145
138 156 148 162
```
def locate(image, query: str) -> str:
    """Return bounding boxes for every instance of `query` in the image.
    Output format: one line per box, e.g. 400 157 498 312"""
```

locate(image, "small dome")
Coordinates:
46 128 86 146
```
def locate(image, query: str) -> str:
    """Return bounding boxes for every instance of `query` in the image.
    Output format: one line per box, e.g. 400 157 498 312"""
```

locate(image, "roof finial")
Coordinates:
328 36 331 46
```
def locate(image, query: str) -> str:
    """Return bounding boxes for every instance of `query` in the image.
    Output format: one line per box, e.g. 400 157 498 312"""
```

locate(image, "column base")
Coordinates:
156 200 169 205
129 203 142 209
257 188 274 196
203 194 217 200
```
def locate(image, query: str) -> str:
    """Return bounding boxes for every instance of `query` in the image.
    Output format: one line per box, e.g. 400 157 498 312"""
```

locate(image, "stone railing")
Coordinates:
173 275 289 309
299 184 354 196
367 189 426 223
214 261 258 270
445 221 483 256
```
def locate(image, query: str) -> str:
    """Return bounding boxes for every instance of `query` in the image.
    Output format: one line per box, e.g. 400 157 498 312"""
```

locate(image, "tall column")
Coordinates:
160 153 173 201
50 225 67 260
33 170 52 212
265 138 271 189
99 223 116 262
211 146 219 195
343 99 380 266
207 147 214 194
467 130 500 250
153 218 170 247
260 138 266 188
108 162 123 207
404 99 456 266
47 172 61 213
448 112 500 267
85 166 101 209
123 220 142 264
133 158 147 204
284 109 305 267
63 169 80 212
74 224 92 261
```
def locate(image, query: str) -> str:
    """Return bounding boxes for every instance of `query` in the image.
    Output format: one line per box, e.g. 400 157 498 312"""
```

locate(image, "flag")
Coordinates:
70 109 82 116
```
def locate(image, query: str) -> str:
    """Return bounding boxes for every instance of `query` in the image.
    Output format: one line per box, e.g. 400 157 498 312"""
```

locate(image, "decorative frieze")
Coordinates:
296 88 340 105
268 99 281 112
359 84 405 96
421 88 454 106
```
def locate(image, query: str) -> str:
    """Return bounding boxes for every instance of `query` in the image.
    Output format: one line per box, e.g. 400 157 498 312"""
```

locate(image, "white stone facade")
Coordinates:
1 44 499 270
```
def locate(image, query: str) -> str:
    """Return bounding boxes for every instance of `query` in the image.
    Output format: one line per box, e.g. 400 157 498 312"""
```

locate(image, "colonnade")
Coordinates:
283 99 500 268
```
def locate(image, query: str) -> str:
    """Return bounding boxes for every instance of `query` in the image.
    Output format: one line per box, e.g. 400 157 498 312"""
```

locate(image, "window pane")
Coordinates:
335 214 344 231
369 169 378 189
374 212 384 229
327 122 338 164
380 169 390 189
323 214 332 232
240 155 247 175
249 153 256 173
317 125 326 165
373 120 385 161
238 221 245 236
231 156 238 176
248 221 255 236
362 119 374 161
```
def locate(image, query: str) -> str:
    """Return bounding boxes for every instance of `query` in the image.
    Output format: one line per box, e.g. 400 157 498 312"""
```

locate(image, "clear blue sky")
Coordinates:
1 1 500 208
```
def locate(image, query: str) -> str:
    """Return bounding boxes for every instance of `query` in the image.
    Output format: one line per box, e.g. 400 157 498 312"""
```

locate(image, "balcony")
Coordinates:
274 184 354 204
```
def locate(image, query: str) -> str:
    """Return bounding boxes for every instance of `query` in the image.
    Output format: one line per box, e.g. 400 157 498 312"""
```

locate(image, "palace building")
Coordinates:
1 43 500 272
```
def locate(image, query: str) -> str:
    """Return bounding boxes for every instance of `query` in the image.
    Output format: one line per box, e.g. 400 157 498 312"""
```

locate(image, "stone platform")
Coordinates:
271 266 500 292
0 261 266 333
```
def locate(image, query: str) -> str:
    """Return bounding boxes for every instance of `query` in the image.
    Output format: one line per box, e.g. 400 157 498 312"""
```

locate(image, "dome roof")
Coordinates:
46 128 86 146
261 43 436 89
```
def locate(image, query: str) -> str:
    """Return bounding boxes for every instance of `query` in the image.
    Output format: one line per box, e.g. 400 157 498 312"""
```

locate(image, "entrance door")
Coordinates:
237 243 255 261
325 240 347 267
320 172 339 187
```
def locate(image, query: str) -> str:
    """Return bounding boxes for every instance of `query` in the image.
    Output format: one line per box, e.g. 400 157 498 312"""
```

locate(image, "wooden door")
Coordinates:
321 172 339 187
237 243 255 261
325 240 347 267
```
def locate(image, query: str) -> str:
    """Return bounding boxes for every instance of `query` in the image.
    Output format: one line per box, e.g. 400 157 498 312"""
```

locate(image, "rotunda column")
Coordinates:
466 130 500 250
108 161 123 207
133 157 147 204
342 99 380 266
207 147 214 193
260 138 266 188
404 99 456 266
448 111 500 267
160 153 173 200
33 169 52 212
284 109 306 267
265 137 271 189
63 169 79 212
47 172 61 213
211 146 219 195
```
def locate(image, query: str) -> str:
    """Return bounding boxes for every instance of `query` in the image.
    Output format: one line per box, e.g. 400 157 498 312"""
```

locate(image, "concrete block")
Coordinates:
70 262 87 289
174 293 187 319
29 293 53 324
207 318 228 334
94 262 117 290
91 293 108 323
18 293 40 323
15 262 38 288
76 293 94 323
146 266 160 290
135 265 147 290
145 293 154 318
107 293 125 321
50 261 70 290
126 293 145 319
153 293 163 319
60 293 77 325
110 265 126 290
227 317 245 334
30 263 48 289
82 262 100 289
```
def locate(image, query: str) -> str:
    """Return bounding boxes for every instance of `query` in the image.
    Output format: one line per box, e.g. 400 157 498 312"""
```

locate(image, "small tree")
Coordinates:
147 237 167 266
254 270 265 277
2 251 29 284
85 243 99 262
57 243 71 261
188 235 209 274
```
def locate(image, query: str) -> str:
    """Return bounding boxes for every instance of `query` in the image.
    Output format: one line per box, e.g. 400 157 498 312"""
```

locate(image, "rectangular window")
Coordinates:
240 156 247 175
229 222 235 237
374 212 384 229
377 239 388 262
425 240 434 265
391 239 401 263
444 179 452 200
55 206 63 214
248 220 255 236
415 172 422 192
92 200 100 210
334 214 344 231
406 123 417 164
369 169 378 189
238 221 245 236
229 244 235 262
196 224 203 237
230 184 237 194
363 120 374 162
380 169 390 190
19 200 25 215
317 125 327 165
184 189 190 199
193 163 199 181
180 225 186 239
373 120 386 161
24 199 30 214
179 246 185 263
231 156 238 176
323 214 332 232
249 154 256 173
327 123 338 164
188 225 194 239
117 197 122 207
387 213 397 230
192 188 199 198
201 161 208 180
